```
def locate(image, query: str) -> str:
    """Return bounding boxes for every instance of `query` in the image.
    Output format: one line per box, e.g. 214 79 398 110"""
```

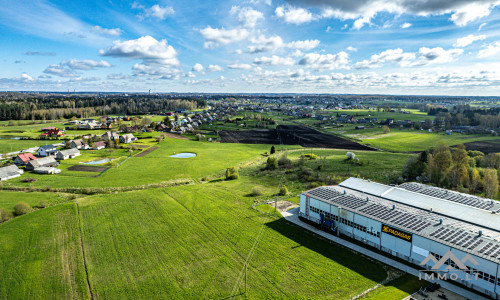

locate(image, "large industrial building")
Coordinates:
300 177 500 298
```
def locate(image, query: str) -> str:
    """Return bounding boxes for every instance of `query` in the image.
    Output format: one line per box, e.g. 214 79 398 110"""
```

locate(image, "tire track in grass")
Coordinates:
75 200 93 299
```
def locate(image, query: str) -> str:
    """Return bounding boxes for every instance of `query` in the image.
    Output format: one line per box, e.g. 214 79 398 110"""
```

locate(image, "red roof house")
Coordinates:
14 153 38 166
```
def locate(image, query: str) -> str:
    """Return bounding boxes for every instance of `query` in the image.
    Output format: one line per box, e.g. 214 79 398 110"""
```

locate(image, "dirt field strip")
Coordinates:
220 125 376 151
68 165 109 173
134 147 159 157
162 133 190 140
461 140 500 154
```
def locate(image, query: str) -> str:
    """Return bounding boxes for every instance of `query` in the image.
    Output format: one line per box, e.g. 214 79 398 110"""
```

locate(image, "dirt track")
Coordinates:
219 125 376 151
135 147 158 157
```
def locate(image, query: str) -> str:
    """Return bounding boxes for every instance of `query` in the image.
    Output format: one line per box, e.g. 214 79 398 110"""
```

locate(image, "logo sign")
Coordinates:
381 224 412 242
420 251 478 270
418 250 480 282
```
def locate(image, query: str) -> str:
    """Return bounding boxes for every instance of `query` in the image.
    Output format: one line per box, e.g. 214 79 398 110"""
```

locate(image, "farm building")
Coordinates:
101 131 119 141
300 177 500 299
26 156 59 171
70 139 90 149
119 134 137 144
0 165 23 181
56 148 81 160
93 141 106 150
37 144 58 157
14 153 38 166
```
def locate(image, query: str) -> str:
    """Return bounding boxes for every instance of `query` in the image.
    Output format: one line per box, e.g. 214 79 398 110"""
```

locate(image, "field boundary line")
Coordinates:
75 200 94 299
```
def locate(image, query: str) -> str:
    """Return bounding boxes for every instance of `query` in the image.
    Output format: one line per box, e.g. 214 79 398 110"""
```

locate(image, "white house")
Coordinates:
37 144 58 157
119 134 137 144
56 148 81 160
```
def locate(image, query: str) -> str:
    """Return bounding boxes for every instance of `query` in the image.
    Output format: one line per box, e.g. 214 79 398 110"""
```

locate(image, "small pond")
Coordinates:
81 158 110 165
0 137 22 140
169 152 196 158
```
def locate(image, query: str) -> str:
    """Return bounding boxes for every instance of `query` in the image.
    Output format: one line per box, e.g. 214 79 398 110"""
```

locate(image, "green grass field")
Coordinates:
363 274 428 299
0 190 69 212
0 203 89 299
78 182 389 299
3 139 275 189
359 131 498 152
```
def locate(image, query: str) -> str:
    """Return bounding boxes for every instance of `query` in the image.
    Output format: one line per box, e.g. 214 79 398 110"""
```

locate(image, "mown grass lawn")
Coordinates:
78 182 389 299
3 139 275 189
360 132 498 152
0 203 89 299
0 139 47 153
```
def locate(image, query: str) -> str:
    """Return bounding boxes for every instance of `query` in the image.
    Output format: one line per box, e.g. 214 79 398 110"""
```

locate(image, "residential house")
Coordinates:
0 165 24 181
14 153 38 166
101 131 119 141
37 144 58 157
41 126 57 132
93 141 106 150
100 123 113 130
41 128 64 137
56 148 81 160
26 156 59 171
119 134 137 144
70 139 89 149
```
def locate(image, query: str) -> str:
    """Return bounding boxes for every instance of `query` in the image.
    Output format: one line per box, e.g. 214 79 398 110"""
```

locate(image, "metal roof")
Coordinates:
339 177 500 233
303 177 500 263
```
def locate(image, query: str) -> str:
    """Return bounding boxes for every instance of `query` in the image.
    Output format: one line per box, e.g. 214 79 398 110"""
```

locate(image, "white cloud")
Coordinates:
449 2 494 27
21 73 34 81
199 26 249 49
134 4 175 20
91 26 123 36
275 6 315 25
43 59 111 77
228 62 252 70
298 52 350 70
478 41 500 58
479 23 487 31
253 55 295 66
454 34 487 47
107 73 131 80
62 59 111 70
132 63 181 79
412 47 463 66
230 6 264 28
355 48 415 69
346 46 357 52
248 35 284 53
100 36 179 66
207 64 224 72
43 65 77 77
24 51 56 56
352 15 372 30
401 22 412 29
192 63 204 72
287 39 320 50
285 0 500 27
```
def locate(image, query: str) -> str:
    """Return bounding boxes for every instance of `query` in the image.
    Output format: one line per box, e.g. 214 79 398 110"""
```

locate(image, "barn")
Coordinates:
300 177 500 298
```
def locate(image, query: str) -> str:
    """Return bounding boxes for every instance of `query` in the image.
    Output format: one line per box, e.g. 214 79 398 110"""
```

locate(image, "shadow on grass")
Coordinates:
264 218 387 283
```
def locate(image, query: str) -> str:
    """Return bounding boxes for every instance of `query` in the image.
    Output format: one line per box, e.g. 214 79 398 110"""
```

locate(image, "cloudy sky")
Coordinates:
1 0 500 95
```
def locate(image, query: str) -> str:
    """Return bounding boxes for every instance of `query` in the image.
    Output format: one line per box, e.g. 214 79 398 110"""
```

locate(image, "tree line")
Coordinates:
401 143 499 198
0 95 207 121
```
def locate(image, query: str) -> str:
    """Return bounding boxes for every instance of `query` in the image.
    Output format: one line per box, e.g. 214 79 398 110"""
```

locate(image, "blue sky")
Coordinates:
1 0 500 95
